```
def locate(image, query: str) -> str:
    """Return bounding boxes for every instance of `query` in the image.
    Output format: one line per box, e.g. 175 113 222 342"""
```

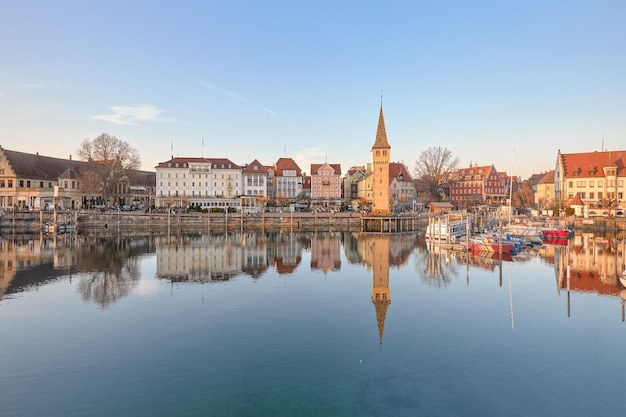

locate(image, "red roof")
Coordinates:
274 158 302 176
389 162 412 183
310 163 342 176
242 159 269 174
560 150 626 178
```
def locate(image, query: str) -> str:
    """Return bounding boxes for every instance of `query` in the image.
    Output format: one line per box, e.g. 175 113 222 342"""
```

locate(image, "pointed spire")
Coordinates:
372 101 390 149
374 300 389 346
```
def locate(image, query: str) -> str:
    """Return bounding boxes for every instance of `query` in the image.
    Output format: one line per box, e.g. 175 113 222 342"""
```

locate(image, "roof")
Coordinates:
372 105 390 149
560 150 626 178
155 157 211 168
3 148 86 180
570 193 584 206
537 170 555 185
155 157 240 169
274 157 302 176
389 162 412 183
428 202 453 208
452 165 495 181
243 159 269 174
2 147 155 186
310 163 342 176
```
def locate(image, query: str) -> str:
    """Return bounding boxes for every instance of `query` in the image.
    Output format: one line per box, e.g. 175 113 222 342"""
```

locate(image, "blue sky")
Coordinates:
1 0 625 179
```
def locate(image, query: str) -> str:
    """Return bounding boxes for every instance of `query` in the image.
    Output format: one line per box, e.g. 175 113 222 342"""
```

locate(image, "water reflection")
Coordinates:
0 234 154 307
2 231 626 316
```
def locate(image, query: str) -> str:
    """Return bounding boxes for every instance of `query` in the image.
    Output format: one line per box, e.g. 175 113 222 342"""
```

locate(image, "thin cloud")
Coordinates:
191 78 278 119
91 104 166 126
295 147 326 172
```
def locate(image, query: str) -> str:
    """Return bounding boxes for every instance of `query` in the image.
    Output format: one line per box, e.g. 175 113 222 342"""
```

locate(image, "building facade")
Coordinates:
310 163 342 208
0 146 155 210
155 157 242 210
273 157 303 202
555 149 626 210
449 164 507 209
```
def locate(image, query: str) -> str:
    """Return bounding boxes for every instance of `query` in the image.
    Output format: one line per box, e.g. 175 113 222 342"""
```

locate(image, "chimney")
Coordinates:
69 155 72 160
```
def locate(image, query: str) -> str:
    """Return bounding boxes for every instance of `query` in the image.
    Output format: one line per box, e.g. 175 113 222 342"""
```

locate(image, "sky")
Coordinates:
1 0 625 180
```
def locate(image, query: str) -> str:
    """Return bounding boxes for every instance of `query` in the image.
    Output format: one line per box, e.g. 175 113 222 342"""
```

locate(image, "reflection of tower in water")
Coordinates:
371 235 390 348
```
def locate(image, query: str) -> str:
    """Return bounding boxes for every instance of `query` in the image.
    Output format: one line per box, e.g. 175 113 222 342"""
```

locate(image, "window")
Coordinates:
589 192 594 199
8 180 12 188
577 181 585 187
568 181 573 188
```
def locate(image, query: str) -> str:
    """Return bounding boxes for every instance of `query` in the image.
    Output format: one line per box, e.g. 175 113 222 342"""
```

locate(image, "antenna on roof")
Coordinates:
171 141 173 160
602 133 605 152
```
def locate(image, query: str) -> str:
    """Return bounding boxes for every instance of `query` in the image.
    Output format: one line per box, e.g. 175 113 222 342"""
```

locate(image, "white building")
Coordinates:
155 157 242 210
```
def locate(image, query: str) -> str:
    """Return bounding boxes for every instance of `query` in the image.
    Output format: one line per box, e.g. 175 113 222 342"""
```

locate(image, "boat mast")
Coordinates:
509 149 515 225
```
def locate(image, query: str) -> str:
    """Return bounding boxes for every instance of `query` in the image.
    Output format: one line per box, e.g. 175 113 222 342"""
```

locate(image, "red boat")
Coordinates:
467 236 515 254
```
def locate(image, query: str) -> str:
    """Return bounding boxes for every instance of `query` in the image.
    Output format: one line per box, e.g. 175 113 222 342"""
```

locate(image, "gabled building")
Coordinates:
536 170 555 211
343 166 366 205
555 149 626 209
0 146 155 210
449 164 507 209
310 162 342 208
389 162 416 211
241 159 269 212
273 157 303 202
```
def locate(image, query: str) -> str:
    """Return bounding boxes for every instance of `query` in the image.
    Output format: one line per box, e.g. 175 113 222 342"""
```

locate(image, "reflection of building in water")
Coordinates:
553 233 625 296
272 232 303 275
369 235 390 346
0 237 74 300
241 233 269 279
310 232 341 273
156 235 244 282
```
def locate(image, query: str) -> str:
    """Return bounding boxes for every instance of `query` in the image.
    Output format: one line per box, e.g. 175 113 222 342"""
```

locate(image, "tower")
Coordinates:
372 102 391 214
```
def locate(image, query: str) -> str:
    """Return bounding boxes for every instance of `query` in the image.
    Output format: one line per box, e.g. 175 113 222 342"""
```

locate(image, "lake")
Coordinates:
1 231 625 417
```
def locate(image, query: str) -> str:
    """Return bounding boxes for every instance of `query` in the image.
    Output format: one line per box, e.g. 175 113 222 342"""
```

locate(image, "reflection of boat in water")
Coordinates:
542 227 573 238
467 235 515 254
542 237 569 246
471 251 513 262
620 270 626 289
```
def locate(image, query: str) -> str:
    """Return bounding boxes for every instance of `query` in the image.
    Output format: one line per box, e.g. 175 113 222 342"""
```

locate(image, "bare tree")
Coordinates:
414 146 460 202
77 133 141 206
511 182 535 209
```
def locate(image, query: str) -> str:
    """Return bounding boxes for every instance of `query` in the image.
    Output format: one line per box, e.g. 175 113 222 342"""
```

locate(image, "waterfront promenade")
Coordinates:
0 209 430 234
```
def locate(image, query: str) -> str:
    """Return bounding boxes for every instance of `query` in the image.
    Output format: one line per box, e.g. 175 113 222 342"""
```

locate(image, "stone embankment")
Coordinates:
0 210 429 234
0 210 362 233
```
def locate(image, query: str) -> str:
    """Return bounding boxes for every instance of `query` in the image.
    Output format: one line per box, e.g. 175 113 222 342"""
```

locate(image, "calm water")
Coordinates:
1 231 625 417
